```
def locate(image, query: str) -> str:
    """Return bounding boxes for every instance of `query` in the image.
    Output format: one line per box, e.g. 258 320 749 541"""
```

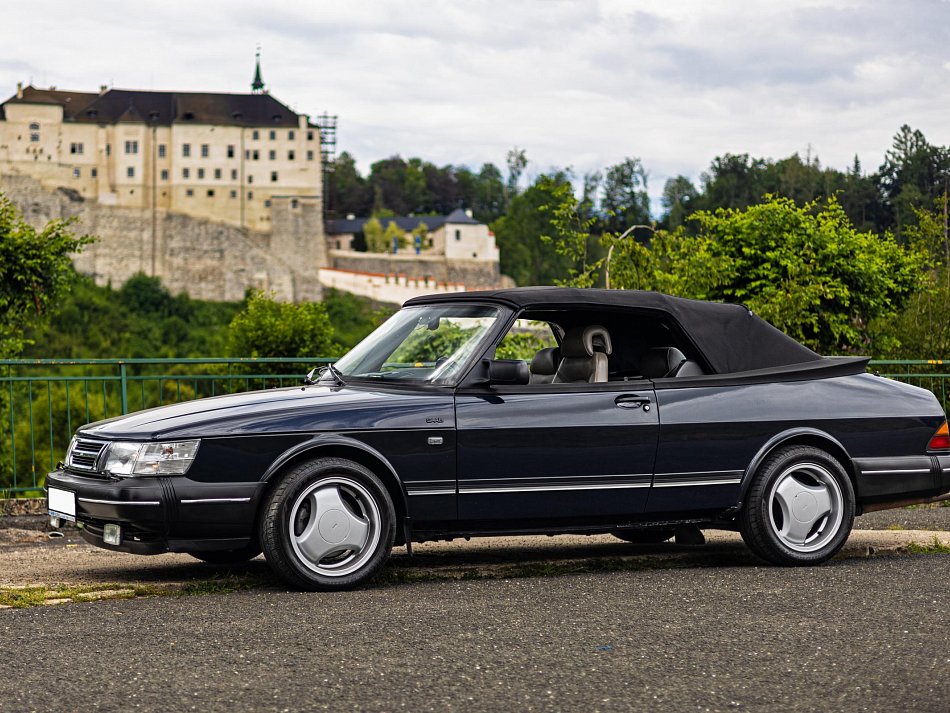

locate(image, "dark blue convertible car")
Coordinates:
47 288 950 589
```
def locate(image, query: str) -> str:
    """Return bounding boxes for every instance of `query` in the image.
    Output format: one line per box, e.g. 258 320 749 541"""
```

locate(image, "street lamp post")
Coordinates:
605 224 655 290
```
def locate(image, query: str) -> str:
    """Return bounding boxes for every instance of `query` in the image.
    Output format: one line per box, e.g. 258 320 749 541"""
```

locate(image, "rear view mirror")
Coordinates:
489 359 530 386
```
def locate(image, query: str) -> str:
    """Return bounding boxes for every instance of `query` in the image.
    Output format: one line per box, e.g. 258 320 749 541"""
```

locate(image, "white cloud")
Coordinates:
2 0 949 208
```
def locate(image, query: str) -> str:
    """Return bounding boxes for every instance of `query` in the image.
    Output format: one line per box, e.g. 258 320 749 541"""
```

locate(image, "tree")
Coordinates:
607 195 927 353
539 178 603 287
660 175 699 229
383 220 406 253
363 216 388 253
601 158 650 234
0 194 94 357
505 147 528 206
325 151 372 219
226 291 340 362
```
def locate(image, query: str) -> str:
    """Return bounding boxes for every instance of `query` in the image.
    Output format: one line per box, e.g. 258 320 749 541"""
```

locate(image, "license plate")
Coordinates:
47 487 76 522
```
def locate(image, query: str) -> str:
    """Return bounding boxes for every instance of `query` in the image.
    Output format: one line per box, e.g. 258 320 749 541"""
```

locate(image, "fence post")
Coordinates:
119 362 129 415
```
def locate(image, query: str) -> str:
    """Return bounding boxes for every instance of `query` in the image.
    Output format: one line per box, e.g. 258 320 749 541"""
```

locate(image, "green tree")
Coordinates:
383 221 406 253
601 158 651 234
363 216 388 253
539 177 603 287
226 291 340 361
0 194 94 357
608 195 926 353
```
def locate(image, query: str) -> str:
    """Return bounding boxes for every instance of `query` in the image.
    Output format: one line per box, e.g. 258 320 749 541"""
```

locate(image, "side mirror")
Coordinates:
488 359 530 386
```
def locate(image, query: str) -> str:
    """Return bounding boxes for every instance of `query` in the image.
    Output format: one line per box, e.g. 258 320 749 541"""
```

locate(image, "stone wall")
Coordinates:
329 250 511 290
1 173 323 302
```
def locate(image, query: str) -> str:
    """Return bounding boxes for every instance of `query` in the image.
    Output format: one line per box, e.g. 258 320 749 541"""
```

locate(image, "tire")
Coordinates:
259 457 396 591
612 529 675 544
188 543 262 565
739 445 855 566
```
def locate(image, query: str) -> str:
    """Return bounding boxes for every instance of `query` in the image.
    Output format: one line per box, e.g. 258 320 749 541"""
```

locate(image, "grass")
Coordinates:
905 536 950 555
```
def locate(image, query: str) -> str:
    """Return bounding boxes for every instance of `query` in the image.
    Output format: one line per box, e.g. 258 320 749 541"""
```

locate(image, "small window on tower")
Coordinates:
197 168 205 179
264 199 272 208
230 189 237 199
182 143 191 157
29 122 40 131
201 144 209 158
252 130 260 140
455 229 461 241
91 168 98 178
73 168 81 178
207 189 214 197
227 145 235 158
183 168 190 179
158 144 166 158
288 150 295 161
269 130 276 140
288 130 295 140
271 171 278 182
127 166 135 178
306 150 314 161
306 131 314 141
269 150 276 161
160 169 168 181
231 169 238 180
186 189 194 197
214 168 222 179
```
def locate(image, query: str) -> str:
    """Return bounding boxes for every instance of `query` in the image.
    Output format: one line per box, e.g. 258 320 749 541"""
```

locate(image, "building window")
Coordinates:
288 130 295 140
70 143 83 155
214 168 222 180
197 168 205 179
227 144 235 158
201 144 209 158
306 130 314 141
247 175 254 184
160 169 168 181
207 189 215 197
247 191 254 199
230 189 237 199
91 168 98 178
183 168 190 179
252 130 259 140
288 150 295 161
269 130 276 140
271 171 278 182
28 132 40 141
252 150 259 161
455 229 461 241
29 122 39 130
125 140 138 154
158 144 166 158
106 144 111 156
73 168 81 178
182 143 191 157
306 150 314 161
186 189 194 197
268 150 276 161
230 169 238 180
291 198 299 209
127 166 135 178
264 199 272 208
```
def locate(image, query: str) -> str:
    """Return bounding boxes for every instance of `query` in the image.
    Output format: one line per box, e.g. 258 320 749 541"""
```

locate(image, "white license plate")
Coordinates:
47 487 76 522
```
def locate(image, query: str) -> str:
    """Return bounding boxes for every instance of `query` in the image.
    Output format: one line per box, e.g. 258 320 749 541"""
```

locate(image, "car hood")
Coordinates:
79 383 453 440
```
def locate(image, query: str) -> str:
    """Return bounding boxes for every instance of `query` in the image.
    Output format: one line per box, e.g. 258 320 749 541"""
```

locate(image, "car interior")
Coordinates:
502 309 708 384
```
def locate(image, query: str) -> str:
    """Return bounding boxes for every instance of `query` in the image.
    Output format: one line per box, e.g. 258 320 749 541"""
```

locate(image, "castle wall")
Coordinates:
1 173 323 302
329 250 507 290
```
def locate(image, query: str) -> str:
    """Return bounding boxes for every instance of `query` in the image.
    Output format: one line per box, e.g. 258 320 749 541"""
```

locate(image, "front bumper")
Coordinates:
46 468 261 555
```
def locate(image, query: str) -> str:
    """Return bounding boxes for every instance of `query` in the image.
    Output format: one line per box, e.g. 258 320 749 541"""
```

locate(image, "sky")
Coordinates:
2 0 950 208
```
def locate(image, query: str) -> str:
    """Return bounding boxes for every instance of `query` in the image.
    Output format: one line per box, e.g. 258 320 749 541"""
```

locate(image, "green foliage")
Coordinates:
495 326 557 361
389 321 472 364
539 177 604 287
226 291 340 361
601 158 651 234
364 216 388 253
384 220 407 253
608 196 927 353
323 288 393 349
0 193 94 357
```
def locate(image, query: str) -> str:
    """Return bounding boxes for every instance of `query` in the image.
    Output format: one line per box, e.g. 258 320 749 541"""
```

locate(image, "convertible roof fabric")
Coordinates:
405 287 824 375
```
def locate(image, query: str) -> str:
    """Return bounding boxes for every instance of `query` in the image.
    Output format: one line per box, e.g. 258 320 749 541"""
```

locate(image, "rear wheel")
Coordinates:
612 529 675 544
740 445 854 565
260 457 395 591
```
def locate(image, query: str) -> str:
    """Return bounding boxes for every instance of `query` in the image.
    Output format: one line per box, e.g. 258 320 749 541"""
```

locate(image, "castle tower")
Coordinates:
251 48 266 94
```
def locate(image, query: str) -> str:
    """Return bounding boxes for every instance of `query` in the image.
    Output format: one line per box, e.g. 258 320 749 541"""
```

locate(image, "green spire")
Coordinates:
251 47 265 94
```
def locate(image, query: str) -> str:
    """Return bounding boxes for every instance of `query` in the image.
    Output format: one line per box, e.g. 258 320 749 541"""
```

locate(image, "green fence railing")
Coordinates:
2 358 949 497
0 357 334 496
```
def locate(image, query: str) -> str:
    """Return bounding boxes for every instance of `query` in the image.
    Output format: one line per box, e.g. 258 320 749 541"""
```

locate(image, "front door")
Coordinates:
454 383 659 523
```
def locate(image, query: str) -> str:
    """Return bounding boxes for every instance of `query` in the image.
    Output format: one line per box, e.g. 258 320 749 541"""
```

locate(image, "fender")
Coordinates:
260 433 410 505
734 426 853 506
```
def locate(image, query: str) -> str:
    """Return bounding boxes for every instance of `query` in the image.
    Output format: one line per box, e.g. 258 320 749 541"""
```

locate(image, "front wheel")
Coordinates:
260 457 395 591
739 445 854 565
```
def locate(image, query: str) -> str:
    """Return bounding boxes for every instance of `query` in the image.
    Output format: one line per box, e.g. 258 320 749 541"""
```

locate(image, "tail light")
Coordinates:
928 421 950 451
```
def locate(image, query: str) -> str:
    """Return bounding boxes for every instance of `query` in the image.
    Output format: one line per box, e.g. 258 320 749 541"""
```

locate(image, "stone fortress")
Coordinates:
0 59 505 304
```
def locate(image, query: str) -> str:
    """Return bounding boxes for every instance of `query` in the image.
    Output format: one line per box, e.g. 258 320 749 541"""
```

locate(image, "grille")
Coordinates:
66 438 109 471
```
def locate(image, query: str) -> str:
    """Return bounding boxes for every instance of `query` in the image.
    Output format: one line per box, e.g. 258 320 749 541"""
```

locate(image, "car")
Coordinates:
46 287 950 590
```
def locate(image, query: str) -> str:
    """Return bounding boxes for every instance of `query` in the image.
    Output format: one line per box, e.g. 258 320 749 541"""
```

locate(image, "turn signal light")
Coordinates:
928 421 950 451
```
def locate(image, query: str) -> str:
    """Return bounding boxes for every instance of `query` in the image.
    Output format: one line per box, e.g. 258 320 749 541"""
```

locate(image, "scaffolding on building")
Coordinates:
314 112 338 216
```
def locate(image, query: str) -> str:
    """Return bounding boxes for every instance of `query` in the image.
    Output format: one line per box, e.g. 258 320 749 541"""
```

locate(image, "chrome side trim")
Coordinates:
655 470 743 478
461 483 652 494
465 473 652 483
179 497 252 504
77 497 160 505
407 490 456 496
860 469 931 475
653 478 742 488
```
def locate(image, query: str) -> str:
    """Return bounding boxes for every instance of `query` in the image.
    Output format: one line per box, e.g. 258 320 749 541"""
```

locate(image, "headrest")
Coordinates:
561 325 613 358
530 347 560 375
640 347 687 379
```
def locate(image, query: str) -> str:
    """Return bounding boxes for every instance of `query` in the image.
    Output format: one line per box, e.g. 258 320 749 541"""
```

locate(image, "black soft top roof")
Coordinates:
404 287 824 375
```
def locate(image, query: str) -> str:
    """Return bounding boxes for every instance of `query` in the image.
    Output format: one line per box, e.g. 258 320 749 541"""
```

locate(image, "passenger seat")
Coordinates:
639 347 705 378
553 325 612 383
529 347 560 384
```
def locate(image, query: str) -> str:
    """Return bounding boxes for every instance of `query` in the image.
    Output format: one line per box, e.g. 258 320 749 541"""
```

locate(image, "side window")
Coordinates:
495 319 558 361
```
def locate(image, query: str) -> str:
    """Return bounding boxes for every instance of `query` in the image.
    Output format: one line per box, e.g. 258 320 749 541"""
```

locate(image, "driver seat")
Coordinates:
553 325 612 383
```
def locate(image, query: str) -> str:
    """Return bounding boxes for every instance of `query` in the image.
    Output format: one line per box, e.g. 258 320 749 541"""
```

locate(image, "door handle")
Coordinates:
615 394 651 411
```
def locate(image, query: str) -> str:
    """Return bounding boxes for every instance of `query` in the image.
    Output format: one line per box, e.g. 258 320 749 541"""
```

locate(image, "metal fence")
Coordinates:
2 358 949 496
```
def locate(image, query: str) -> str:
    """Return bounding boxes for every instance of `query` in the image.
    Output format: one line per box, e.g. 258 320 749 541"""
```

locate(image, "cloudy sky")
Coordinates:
2 0 949 207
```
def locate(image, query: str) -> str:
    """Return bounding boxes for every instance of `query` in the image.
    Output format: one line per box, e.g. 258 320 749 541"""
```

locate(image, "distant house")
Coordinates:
326 208 500 263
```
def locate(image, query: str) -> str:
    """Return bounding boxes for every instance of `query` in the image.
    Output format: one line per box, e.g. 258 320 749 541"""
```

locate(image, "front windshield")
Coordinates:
329 304 503 385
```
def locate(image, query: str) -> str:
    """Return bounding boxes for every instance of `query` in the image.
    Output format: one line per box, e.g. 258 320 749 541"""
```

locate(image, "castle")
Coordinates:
0 59 505 303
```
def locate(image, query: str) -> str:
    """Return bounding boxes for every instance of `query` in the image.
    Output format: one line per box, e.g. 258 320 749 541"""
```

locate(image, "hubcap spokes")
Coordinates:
768 463 843 553
289 478 380 576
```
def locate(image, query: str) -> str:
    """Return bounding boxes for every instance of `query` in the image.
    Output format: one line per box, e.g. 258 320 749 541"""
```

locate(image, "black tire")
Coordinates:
188 543 262 565
612 529 675 544
259 457 396 591
739 445 855 566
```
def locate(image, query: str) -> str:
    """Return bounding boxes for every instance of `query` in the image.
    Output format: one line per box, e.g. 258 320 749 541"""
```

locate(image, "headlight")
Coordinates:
101 440 200 476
